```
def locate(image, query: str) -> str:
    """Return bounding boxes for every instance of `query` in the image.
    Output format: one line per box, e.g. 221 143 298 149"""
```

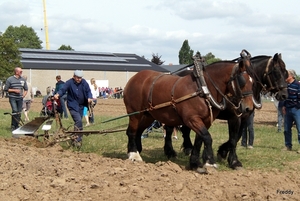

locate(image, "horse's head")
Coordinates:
227 57 254 114
265 53 288 100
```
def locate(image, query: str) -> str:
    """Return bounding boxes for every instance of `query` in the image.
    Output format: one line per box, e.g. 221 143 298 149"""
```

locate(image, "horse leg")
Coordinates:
227 121 246 169
163 126 177 158
127 125 143 162
180 125 193 155
190 126 216 174
127 116 153 162
199 128 217 169
217 117 240 161
189 133 204 172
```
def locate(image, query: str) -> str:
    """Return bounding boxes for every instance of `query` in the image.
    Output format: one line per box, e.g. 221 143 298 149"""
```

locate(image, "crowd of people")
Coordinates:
3 67 300 153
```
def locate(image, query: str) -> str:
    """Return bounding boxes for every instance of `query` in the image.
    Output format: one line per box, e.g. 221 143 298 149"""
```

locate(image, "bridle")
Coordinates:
263 57 286 92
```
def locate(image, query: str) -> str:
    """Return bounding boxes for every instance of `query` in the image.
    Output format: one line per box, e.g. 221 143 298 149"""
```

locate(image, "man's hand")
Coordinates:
88 98 93 103
54 94 59 100
282 106 286 115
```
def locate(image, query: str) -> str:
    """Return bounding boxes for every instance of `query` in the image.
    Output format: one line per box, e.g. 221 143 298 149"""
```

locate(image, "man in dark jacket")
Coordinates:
54 70 92 146
54 75 68 118
282 69 300 153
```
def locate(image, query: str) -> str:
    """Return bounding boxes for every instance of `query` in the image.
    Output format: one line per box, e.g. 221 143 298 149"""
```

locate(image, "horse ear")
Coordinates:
273 53 279 62
238 59 249 72
278 53 282 59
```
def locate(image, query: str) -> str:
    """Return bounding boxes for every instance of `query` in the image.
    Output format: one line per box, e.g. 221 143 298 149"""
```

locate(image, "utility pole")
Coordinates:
43 0 50 50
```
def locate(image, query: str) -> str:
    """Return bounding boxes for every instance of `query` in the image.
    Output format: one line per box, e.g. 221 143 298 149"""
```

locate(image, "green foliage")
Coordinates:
151 53 164 65
3 25 42 49
203 52 222 64
58 45 74 50
0 35 22 80
178 40 194 64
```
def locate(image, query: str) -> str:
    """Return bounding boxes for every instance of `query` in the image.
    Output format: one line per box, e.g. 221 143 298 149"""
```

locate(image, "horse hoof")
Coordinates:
166 151 177 159
128 152 143 162
183 148 192 156
234 166 243 171
204 163 218 169
196 167 208 174
217 153 225 162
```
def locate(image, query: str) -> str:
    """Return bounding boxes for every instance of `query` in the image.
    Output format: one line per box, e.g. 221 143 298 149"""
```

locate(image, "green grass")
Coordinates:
1 108 299 172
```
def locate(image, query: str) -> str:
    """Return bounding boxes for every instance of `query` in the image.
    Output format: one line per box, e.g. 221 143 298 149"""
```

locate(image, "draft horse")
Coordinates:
123 56 254 174
178 53 288 169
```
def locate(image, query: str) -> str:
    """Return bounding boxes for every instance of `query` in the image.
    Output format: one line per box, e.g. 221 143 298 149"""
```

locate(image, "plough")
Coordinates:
5 103 127 147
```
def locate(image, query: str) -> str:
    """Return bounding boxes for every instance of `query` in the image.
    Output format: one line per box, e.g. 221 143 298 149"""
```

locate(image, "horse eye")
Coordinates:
237 74 246 88
273 70 281 80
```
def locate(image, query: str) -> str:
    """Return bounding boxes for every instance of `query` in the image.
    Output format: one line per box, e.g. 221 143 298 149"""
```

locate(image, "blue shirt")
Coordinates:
284 79 300 108
57 78 92 112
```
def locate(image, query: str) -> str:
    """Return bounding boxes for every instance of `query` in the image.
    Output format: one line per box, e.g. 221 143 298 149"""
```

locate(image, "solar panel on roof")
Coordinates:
21 53 132 62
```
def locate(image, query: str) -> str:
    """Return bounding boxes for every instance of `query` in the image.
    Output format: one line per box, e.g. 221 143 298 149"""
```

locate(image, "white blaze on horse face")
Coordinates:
128 152 143 162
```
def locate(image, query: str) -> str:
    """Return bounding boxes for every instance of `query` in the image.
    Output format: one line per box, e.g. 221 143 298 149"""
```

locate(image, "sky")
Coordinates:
0 0 300 73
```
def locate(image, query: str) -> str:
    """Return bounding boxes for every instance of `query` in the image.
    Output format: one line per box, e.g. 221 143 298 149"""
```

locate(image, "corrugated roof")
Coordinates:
19 48 169 72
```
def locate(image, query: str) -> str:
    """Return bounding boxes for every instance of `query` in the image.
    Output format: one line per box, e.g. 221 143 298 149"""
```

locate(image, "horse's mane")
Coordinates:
250 55 271 62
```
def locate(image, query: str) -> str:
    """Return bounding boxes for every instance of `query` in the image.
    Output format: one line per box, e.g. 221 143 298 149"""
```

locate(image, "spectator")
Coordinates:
42 86 52 106
41 86 53 117
54 75 68 119
54 70 93 147
83 106 90 127
277 100 285 133
282 69 300 153
241 112 255 149
162 123 178 140
22 75 34 122
89 78 99 124
4 67 28 131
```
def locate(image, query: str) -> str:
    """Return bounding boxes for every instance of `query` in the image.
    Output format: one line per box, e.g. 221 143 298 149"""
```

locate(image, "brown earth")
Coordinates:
0 98 299 201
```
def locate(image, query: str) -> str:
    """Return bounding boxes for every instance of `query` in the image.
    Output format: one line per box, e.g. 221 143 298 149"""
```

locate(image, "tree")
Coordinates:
151 53 164 65
2 25 42 49
178 40 194 64
58 45 74 50
0 35 22 80
203 52 221 64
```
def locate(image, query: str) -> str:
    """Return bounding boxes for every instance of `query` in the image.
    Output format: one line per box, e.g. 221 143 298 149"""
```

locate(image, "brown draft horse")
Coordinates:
177 53 288 170
123 57 254 174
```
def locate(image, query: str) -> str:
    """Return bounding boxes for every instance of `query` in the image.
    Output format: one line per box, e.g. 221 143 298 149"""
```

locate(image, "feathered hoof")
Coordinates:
204 163 218 169
196 167 208 174
128 152 143 162
217 153 226 162
166 151 177 159
183 148 192 156
233 166 243 171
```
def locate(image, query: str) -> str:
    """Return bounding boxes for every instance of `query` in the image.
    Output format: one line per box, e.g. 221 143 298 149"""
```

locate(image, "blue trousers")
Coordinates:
241 112 254 146
9 97 23 130
284 107 300 148
60 94 68 118
69 106 84 141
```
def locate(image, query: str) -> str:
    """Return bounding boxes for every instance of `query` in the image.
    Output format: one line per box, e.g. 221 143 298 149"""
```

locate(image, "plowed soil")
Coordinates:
0 98 299 201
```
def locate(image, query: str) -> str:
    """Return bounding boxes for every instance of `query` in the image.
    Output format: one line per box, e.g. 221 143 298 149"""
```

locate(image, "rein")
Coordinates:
101 91 202 123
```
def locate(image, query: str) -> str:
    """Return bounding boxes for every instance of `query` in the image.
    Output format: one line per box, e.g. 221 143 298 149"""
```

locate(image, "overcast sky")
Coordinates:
1 0 300 73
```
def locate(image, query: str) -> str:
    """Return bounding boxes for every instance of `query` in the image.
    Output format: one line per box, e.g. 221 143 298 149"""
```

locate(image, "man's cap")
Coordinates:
74 70 84 77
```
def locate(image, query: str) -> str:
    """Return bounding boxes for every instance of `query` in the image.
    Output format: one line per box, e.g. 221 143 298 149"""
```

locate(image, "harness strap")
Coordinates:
148 91 202 111
205 99 213 125
170 76 183 108
148 73 166 109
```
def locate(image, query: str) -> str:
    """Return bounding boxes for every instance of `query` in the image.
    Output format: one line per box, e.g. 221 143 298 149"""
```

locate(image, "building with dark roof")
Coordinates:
19 48 170 95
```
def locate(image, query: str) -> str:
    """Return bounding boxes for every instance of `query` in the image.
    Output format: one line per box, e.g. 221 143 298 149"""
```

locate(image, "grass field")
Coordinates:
0 104 299 172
